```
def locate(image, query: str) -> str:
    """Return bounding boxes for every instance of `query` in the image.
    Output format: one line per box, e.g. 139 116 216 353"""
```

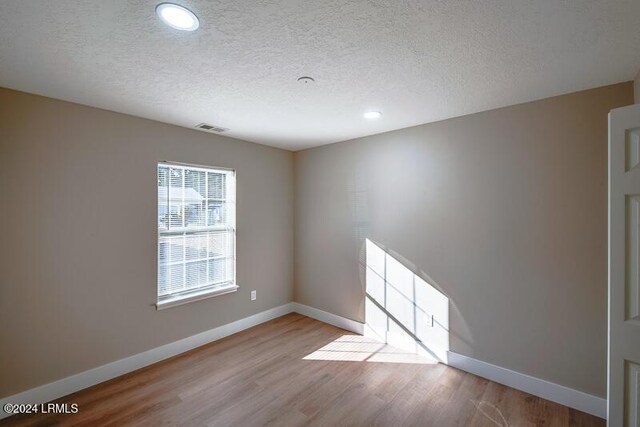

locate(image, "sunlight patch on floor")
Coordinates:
303 335 438 364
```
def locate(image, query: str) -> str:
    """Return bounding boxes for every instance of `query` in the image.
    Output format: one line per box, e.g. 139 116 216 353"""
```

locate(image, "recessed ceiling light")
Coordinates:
156 3 199 31
364 111 382 120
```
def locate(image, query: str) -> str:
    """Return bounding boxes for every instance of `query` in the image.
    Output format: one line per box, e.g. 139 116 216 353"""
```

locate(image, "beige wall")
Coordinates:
0 88 294 397
294 82 633 397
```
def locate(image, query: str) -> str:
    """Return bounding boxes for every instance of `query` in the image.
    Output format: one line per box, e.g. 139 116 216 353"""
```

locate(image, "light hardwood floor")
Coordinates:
2 313 604 426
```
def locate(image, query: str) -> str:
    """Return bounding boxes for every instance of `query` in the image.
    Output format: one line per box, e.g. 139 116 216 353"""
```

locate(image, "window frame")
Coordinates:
156 161 237 310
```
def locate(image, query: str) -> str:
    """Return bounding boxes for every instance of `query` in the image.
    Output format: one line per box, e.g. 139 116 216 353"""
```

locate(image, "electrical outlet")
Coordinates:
427 314 434 327
251 290 257 301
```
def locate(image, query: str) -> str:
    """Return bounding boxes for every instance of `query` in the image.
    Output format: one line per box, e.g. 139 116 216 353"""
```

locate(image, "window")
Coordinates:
157 162 236 309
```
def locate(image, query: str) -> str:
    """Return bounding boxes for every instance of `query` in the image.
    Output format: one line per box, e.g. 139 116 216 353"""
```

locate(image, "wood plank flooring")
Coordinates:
1 313 604 426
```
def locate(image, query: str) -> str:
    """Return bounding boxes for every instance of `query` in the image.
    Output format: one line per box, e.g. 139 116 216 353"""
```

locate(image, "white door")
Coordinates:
609 103 640 426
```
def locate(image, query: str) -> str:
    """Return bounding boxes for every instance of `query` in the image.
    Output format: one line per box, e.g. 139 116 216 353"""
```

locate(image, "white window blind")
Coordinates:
157 163 236 308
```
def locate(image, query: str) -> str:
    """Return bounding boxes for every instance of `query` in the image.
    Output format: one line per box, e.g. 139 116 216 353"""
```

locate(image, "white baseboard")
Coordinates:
1 302 606 421
291 302 364 334
294 304 606 419
0 302 295 420
447 352 606 419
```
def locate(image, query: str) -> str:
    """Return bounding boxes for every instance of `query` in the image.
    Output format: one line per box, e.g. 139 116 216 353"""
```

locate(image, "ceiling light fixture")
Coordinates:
364 111 382 120
156 3 199 31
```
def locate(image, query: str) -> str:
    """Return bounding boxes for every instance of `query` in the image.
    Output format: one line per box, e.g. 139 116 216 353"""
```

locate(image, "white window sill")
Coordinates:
156 285 238 310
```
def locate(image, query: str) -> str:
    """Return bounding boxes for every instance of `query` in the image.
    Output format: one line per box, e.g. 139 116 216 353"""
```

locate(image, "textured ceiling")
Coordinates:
0 1 639 150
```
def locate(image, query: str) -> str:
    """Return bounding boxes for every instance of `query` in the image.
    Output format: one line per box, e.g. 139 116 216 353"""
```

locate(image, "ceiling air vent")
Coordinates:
196 123 228 133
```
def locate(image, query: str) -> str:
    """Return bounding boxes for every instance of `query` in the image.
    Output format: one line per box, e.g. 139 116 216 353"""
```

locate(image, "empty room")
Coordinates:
1 1 640 426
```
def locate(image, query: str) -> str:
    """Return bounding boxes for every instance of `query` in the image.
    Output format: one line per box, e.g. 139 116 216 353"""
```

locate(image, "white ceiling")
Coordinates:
0 1 639 151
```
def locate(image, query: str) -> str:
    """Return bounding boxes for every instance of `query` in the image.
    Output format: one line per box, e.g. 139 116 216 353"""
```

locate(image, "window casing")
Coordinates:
157 162 236 308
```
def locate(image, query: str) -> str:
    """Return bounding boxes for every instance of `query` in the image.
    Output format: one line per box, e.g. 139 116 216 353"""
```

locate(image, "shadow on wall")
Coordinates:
363 239 450 363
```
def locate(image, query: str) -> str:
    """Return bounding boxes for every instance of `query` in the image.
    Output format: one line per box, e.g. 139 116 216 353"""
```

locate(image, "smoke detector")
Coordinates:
297 76 315 84
195 123 228 133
